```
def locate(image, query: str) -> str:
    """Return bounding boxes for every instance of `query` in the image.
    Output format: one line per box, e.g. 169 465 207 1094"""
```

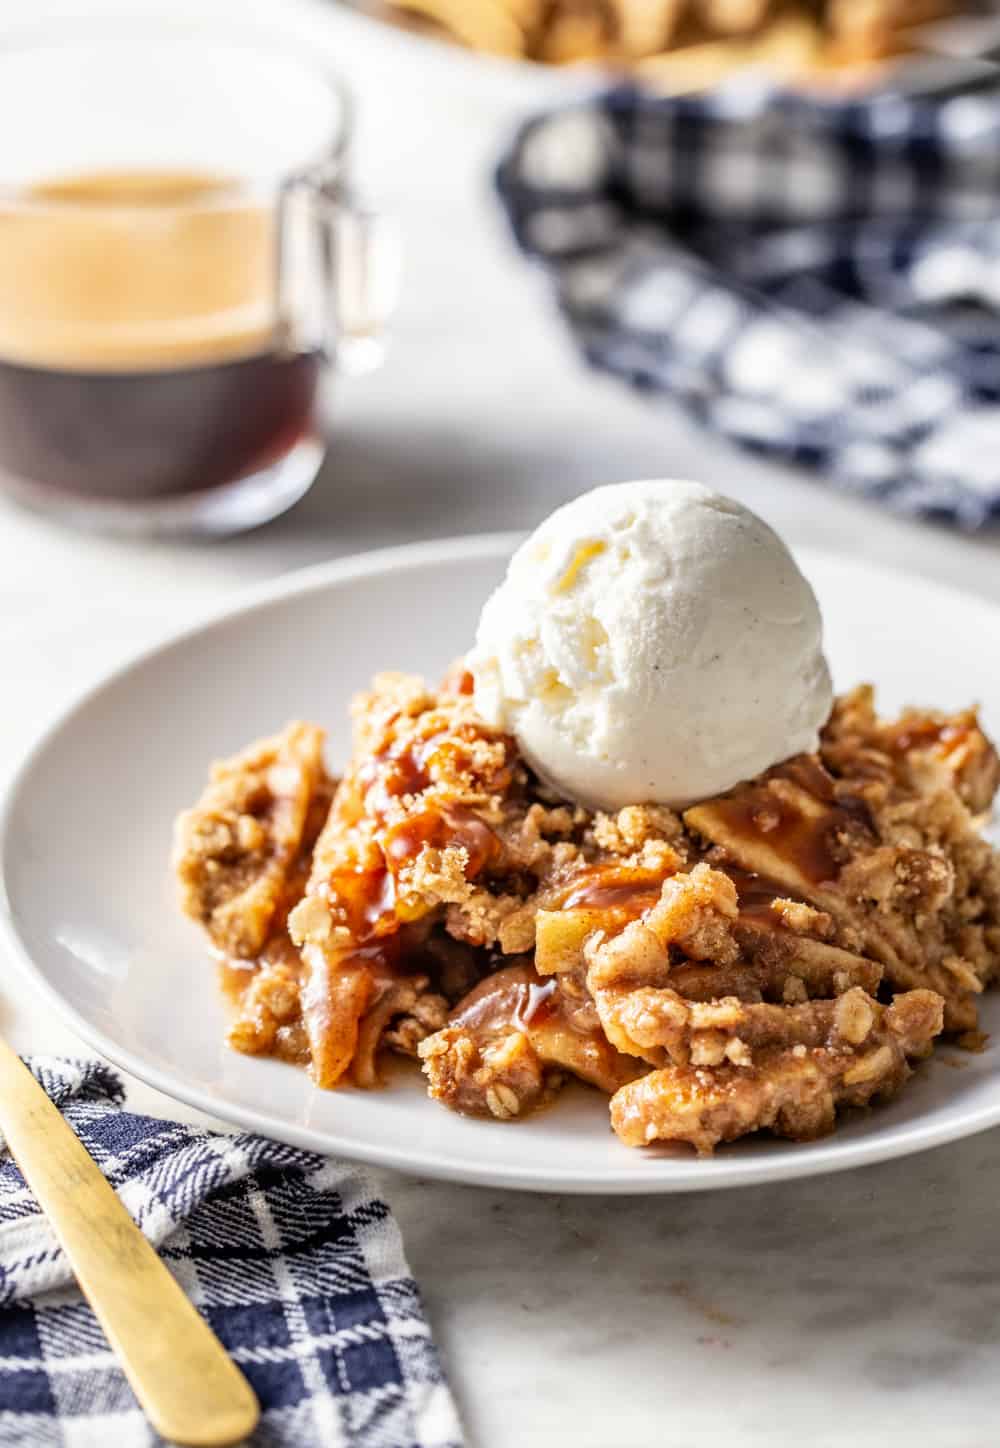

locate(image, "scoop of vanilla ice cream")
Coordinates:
470 480 832 811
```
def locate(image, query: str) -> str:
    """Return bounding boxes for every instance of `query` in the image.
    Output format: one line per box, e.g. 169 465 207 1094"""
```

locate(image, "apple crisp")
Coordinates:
173 671 1000 1154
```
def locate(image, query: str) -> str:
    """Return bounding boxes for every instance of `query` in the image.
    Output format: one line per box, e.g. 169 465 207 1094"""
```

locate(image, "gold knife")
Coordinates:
0 1038 260 1446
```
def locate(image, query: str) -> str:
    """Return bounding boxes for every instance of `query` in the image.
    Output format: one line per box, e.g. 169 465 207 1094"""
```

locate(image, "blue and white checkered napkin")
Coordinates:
0 1058 463 1448
497 80 1000 528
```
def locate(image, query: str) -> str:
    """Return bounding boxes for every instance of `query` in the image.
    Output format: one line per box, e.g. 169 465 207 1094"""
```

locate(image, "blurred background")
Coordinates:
3 0 1000 763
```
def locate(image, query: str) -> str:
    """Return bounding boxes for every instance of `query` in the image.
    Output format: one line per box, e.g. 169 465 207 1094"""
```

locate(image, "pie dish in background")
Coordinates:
353 0 972 92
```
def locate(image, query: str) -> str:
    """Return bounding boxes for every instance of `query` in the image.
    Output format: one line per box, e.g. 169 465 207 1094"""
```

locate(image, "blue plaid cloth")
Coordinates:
0 1059 463 1448
497 80 1000 528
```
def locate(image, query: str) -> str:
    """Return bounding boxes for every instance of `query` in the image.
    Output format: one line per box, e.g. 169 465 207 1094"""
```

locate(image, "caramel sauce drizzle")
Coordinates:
562 874 663 915
449 962 563 1032
693 758 874 888
888 718 970 757
384 804 502 876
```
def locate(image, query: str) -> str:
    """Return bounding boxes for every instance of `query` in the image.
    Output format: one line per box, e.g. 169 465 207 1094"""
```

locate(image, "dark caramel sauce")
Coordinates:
721 865 800 922
383 804 501 877
412 729 463 777
441 665 475 697
561 858 673 916
449 962 542 1034
562 877 662 913
445 965 620 1097
319 865 397 941
778 756 836 802
355 715 515 905
364 719 513 814
890 719 969 759
560 856 796 933
340 928 472 994
707 760 872 887
513 977 558 1030
711 791 838 885
419 723 517 797
362 870 397 929
357 748 429 817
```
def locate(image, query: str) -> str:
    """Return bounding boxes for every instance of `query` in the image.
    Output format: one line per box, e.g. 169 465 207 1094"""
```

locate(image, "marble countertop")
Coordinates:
3 2 1000 1444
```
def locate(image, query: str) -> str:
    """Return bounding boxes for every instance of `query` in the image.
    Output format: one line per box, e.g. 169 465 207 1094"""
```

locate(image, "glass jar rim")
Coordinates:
0 15 353 203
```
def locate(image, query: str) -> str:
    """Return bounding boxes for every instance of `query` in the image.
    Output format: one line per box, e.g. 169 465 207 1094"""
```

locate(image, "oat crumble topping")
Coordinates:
173 671 1000 1154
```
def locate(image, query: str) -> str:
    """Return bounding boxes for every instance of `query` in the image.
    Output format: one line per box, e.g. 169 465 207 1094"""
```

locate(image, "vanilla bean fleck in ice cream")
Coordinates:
469 479 833 811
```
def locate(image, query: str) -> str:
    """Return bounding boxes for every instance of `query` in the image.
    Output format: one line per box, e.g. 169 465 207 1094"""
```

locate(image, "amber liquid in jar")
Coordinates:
0 169 321 500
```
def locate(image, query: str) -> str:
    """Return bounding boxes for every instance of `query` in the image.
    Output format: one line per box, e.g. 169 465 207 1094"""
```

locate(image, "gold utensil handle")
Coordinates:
0 1038 259 1446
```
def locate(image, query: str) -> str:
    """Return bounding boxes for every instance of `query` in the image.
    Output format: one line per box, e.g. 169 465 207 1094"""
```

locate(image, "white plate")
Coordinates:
2 536 1000 1193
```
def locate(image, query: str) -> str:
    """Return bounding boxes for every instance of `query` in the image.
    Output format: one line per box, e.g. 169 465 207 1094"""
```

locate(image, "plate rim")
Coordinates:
4 532 1000 1193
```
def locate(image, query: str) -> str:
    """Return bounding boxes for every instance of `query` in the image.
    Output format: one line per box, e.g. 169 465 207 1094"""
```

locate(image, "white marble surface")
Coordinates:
3 2 1000 1444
